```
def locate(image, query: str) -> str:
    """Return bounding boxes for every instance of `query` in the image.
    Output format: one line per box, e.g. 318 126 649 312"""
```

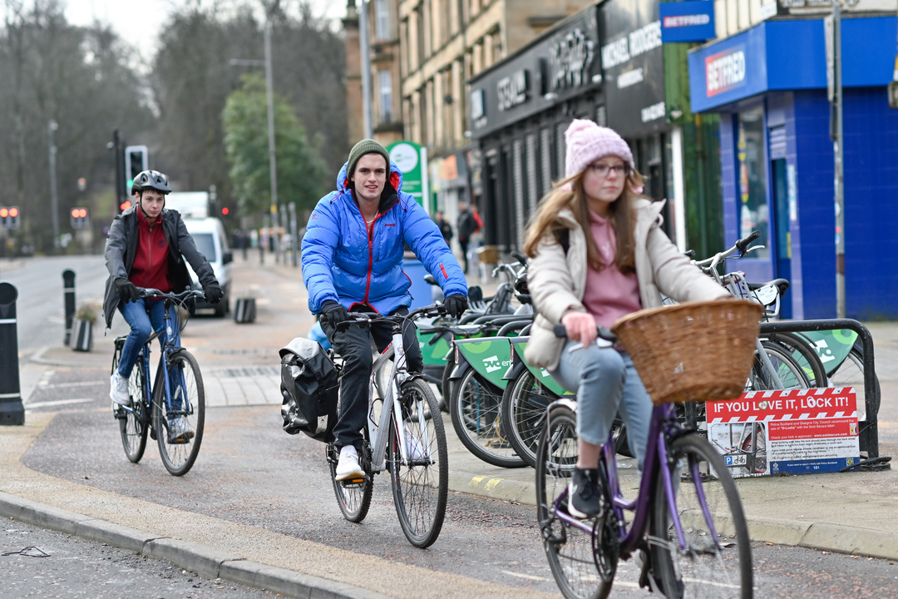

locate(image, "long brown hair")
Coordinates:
523 168 645 273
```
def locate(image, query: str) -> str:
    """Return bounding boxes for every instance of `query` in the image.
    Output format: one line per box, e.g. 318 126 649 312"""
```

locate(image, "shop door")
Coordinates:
770 158 792 319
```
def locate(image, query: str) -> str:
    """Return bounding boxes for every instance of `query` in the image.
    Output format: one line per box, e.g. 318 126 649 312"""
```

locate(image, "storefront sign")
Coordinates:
707 387 860 478
548 28 595 91
706 45 747 97
497 70 529 111
599 0 666 136
659 1 716 43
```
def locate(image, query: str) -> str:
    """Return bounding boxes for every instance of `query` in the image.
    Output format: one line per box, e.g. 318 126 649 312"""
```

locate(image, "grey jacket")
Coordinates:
524 199 729 371
103 206 217 328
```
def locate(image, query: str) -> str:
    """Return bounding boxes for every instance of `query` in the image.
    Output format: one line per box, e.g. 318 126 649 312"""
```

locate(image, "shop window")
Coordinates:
736 107 769 258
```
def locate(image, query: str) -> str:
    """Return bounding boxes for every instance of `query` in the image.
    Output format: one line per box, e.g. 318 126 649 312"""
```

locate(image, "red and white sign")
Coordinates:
705 46 746 97
707 388 861 478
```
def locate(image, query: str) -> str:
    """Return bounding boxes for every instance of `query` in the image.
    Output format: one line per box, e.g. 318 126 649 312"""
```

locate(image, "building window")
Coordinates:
374 0 390 41
378 70 392 123
736 106 769 258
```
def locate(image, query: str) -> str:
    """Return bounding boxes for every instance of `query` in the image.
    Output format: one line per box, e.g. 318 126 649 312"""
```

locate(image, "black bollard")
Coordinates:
0 282 25 425
63 269 75 346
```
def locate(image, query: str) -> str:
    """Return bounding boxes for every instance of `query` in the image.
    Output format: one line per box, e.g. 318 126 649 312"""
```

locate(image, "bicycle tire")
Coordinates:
390 378 448 548
113 345 149 463
767 332 827 388
328 433 374 523
153 349 205 476
748 341 811 391
440 351 455 411
828 344 878 421
650 433 753 599
535 402 610 599
500 369 549 468
450 368 526 468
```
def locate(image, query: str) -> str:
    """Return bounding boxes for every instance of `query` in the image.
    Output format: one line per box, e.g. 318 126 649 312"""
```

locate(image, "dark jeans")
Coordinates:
459 238 470 274
320 306 423 451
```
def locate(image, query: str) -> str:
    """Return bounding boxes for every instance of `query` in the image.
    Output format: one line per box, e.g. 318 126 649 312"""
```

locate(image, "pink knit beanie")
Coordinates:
564 119 635 178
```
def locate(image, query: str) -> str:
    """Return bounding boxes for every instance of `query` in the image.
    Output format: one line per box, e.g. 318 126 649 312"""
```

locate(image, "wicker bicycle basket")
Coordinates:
610 300 763 406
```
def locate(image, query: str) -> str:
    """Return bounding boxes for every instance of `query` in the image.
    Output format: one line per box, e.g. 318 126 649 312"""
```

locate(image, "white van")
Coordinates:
182 217 233 317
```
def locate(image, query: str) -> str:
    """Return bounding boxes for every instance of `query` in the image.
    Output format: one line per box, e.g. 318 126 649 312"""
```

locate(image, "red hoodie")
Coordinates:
129 213 171 292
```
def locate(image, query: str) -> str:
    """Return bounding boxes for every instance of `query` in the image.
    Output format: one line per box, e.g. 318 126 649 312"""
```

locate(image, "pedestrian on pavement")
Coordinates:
522 120 728 520
103 169 223 444
434 211 453 243
456 201 476 274
301 138 468 481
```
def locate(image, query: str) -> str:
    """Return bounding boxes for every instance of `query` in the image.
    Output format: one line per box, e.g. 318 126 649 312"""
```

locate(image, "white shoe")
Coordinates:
167 416 195 444
405 425 427 461
110 372 130 406
335 445 365 481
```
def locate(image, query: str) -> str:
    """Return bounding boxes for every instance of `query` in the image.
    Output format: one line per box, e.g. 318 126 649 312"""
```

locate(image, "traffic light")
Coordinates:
221 206 230 217
70 207 89 229
124 145 148 195
0 206 20 229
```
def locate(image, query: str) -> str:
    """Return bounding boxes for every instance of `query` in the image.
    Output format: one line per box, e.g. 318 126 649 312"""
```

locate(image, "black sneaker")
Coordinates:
567 467 601 519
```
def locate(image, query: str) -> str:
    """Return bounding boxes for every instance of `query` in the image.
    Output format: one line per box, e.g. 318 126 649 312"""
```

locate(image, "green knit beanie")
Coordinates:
347 139 391 176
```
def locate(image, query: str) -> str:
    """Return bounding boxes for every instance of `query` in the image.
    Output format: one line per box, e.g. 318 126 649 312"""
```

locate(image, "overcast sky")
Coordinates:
64 0 347 54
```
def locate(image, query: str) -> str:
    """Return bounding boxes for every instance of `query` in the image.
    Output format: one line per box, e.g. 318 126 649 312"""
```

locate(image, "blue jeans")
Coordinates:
550 340 652 470
117 298 180 379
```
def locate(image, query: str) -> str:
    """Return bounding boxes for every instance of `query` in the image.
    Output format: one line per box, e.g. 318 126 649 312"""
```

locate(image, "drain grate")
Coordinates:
214 366 280 378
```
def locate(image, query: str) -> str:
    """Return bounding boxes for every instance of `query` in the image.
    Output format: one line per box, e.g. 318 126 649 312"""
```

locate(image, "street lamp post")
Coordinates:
359 0 373 139
48 120 60 250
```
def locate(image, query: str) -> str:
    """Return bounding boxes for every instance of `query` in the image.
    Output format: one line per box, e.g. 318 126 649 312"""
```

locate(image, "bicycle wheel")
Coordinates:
500 369 549 468
153 349 205 476
451 367 526 468
389 378 448 548
440 351 456 411
747 341 810 391
829 344 878 422
536 403 610 599
767 332 827 388
328 436 373 523
113 345 149 463
650 433 753 599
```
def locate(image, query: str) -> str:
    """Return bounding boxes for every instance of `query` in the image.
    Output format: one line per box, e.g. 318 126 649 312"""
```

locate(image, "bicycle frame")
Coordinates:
547 399 721 559
364 317 430 472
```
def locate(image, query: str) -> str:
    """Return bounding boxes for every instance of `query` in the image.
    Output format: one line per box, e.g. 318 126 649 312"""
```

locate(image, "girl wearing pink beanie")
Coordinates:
522 119 728 521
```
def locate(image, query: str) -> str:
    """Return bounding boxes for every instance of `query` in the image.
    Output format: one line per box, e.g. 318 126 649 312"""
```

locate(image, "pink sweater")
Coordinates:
581 211 642 328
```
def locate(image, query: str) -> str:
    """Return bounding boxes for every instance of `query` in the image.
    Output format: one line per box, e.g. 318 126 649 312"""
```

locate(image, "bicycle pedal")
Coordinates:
341 476 367 487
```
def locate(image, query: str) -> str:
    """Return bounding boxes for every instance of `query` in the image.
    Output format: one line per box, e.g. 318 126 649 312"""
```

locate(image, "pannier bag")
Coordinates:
279 337 339 442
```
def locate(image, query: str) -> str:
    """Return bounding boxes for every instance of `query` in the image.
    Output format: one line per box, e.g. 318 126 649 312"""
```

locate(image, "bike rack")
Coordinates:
758 319 885 466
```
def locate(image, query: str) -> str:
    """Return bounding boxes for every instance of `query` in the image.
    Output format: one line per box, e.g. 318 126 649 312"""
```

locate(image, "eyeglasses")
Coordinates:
588 163 629 177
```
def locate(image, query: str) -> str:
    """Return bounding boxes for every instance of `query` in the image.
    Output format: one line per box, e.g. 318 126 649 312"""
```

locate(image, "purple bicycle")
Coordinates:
536 326 753 599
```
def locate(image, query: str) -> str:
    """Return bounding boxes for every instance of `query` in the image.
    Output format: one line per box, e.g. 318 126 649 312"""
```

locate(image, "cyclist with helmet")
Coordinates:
103 169 223 443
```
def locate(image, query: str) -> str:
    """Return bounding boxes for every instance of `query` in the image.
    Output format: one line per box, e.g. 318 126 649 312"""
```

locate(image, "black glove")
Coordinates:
114 278 139 304
320 299 349 328
203 282 223 304
443 294 468 318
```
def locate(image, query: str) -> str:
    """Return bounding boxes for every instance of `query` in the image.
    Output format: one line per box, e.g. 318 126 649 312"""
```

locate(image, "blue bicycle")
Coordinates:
111 288 207 476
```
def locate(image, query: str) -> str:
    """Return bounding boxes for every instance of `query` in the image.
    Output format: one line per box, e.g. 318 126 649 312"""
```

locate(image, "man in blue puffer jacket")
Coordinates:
302 139 468 480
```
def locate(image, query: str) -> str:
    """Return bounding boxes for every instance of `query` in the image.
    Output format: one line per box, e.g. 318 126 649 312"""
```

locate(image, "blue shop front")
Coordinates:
688 16 898 320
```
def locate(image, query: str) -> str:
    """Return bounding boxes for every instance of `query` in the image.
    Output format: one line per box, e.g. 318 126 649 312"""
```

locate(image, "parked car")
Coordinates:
183 217 233 317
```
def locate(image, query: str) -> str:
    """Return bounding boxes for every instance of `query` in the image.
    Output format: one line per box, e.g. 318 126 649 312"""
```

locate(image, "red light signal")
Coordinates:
8 207 17 218
0 208 7 218
120 200 132 211
221 207 229 216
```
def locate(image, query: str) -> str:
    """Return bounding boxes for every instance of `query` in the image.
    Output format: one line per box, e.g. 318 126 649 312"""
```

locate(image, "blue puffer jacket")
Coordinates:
302 161 467 315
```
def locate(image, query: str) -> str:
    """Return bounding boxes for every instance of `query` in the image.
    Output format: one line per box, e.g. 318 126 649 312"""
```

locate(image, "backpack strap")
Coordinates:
555 228 570 255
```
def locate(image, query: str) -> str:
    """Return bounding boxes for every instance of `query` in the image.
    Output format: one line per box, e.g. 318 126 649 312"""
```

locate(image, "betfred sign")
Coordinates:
705 46 746 97
660 0 716 43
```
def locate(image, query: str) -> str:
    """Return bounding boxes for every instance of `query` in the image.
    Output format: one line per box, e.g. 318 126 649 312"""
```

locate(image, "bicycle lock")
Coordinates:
0 282 24 425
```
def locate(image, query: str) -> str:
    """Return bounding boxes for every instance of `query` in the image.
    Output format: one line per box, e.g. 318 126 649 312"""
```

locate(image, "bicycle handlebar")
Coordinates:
139 287 206 302
694 230 765 271
553 323 617 344
334 303 449 331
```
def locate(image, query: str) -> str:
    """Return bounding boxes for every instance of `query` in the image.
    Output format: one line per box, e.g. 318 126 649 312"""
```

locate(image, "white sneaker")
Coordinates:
335 445 365 481
109 372 130 406
405 425 427 461
167 416 195 444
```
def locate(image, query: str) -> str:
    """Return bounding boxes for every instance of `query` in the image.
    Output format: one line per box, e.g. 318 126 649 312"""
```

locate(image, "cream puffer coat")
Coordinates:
524 199 730 371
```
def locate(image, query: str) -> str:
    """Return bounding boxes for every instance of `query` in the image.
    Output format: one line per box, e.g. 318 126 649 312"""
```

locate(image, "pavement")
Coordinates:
2 253 898 599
